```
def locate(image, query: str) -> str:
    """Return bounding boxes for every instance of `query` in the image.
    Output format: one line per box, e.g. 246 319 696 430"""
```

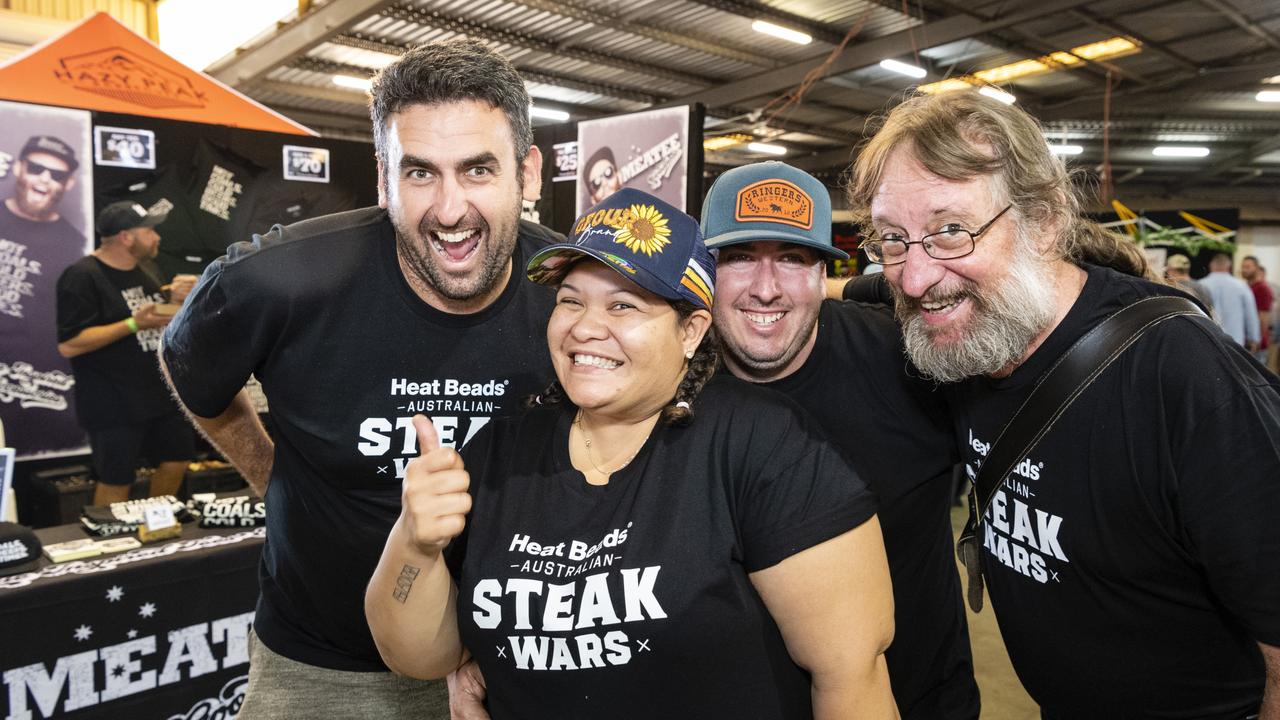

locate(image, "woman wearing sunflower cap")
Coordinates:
367 189 898 719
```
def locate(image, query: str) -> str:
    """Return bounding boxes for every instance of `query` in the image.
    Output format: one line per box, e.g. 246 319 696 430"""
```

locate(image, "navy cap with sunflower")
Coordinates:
527 188 715 310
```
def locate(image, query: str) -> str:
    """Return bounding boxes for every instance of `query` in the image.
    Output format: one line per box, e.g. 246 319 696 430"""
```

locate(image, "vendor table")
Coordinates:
0 523 263 719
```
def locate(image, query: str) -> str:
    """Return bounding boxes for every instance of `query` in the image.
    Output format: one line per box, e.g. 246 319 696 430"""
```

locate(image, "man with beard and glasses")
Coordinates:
702 162 980 719
159 39 559 718
56 202 196 505
845 89 1280 719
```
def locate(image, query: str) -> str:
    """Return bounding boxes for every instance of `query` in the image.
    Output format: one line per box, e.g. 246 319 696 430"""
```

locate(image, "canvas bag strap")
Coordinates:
957 295 1203 612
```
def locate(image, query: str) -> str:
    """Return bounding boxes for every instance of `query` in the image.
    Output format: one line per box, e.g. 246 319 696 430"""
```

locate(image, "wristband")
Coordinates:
125 317 139 334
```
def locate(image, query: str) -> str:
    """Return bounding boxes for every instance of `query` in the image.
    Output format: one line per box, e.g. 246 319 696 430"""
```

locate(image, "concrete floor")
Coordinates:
950 505 1041 720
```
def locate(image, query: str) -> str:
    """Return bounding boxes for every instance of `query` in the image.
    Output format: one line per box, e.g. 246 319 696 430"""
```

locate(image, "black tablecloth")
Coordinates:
0 523 262 719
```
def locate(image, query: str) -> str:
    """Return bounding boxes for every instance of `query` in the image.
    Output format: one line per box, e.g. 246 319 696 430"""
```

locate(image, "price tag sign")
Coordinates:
552 141 578 183
143 503 177 532
95 126 157 169
283 145 330 183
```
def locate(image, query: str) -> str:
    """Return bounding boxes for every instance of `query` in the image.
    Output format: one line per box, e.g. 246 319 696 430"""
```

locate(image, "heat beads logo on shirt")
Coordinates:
968 428 1070 585
120 286 165 352
356 376 511 478
0 239 41 319
472 524 665 672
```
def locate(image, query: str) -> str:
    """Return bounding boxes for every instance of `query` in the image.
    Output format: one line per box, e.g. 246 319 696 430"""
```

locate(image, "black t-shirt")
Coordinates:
161 207 559 671
0 202 90 452
951 264 1280 718
55 256 177 428
97 167 207 279
761 300 978 720
452 376 878 719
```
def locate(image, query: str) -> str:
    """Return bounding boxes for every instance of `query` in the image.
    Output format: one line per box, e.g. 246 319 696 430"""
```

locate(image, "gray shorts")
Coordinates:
238 630 450 719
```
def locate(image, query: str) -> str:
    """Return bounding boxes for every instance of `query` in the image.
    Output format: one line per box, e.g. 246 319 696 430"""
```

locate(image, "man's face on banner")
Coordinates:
13 152 76 221
587 156 622 205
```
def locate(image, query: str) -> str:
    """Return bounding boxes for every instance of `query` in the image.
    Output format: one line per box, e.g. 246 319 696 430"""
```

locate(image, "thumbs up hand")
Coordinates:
400 414 472 555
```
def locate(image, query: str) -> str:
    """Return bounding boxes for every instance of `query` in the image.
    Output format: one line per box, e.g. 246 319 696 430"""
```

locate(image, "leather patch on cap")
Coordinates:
734 180 813 230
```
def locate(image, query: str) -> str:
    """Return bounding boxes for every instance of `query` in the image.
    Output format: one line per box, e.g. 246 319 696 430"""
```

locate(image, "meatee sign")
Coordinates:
54 48 208 110
2 611 252 719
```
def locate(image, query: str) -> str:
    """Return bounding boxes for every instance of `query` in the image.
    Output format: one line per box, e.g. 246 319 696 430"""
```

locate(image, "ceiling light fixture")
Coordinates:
879 59 927 79
529 106 570 122
703 134 752 151
979 86 1016 104
1152 146 1210 158
747 142 787 156
1049 144 1083 156
333 74 372 91
751 20 812 45
918 36 1141 95
1257 90 1280 102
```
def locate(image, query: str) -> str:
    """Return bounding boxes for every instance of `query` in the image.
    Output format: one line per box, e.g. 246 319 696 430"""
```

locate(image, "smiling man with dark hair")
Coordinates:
159 39 560 717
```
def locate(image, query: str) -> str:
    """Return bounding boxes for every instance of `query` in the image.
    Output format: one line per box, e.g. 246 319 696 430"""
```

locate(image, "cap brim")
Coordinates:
0 558 41 577
137 211 168 228
705 227 849 260
527 244 686 303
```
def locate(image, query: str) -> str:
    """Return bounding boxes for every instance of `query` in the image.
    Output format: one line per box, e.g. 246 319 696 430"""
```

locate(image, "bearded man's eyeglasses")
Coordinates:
861 204 1013 265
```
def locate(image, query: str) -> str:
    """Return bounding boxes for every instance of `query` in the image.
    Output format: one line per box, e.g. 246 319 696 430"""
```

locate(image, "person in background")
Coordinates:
159 39 559 717
701 161 978 719
56 201 197 505
847 88 1280 718
1242 255 1273 365
1200 252 1261 351
367 188 899 719
1164 253 1215 317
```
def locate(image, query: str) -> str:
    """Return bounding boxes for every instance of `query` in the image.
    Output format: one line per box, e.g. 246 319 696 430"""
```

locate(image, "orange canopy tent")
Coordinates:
0 12 316 136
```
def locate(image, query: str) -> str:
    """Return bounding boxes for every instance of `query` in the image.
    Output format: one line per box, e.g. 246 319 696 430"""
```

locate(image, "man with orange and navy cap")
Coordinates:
703 161 980 719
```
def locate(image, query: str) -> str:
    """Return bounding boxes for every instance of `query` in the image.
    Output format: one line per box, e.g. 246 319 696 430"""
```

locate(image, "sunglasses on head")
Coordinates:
23 159 74 184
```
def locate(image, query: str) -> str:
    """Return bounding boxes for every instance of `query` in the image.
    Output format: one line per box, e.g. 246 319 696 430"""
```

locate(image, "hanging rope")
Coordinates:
1100 70 1114 203
758 5 875 130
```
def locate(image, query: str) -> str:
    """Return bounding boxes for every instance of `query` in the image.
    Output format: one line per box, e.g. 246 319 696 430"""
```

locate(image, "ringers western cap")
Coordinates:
527 187 715 310
700 161 847 260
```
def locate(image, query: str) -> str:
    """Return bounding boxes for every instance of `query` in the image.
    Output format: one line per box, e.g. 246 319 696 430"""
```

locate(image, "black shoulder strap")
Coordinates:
957 295 1203 611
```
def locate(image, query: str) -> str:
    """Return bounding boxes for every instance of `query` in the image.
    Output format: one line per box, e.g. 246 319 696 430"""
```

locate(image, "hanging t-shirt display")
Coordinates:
227 174 358 243
761 300 978 719
55 256 177 429
949 264 1280 718
96 167 204 279
186 139 260 251
162 207 560 671
451 377 879 719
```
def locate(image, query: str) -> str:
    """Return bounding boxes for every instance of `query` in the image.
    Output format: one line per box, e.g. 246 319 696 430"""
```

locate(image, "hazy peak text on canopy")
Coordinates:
0 12 315 136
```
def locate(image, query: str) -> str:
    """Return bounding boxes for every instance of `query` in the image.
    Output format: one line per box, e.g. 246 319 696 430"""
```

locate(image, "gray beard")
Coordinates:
894 241 1057 383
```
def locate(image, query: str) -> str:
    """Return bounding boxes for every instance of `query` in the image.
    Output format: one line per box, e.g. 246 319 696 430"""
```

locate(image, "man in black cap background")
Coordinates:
1 135 92 456
55 201 197 505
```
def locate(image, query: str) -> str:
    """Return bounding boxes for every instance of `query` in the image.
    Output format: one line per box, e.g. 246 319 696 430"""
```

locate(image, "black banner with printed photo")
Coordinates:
0 100 94 461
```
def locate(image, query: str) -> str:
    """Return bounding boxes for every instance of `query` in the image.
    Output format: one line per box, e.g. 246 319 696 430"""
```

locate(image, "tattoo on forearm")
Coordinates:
393 564 421 604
